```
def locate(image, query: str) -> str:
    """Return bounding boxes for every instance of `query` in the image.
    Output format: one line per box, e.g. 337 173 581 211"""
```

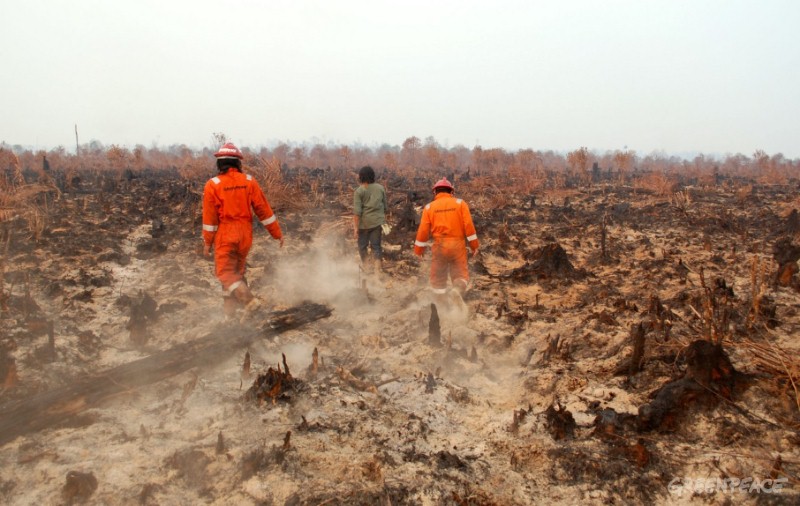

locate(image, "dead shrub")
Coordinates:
634 172 678 196
735 184 753 203
248 156 310 212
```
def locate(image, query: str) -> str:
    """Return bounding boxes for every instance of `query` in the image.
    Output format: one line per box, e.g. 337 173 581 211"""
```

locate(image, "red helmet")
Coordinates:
432 177 454 191
214 142 244 159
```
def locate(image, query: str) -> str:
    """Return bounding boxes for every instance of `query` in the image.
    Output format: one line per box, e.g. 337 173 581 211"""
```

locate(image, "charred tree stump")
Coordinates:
629 322 644 376
127 291 158 346
0 302 331 446
425 372 436 393
307 347 319 379
539 334 561 365
394 194 421 233
684 339 736 395
637 340 742 431
600 214 608 260
629 322 646 375
612 323 646 376
216 432 226 454
544 402 575 440
62 471 98 504
428 303 442 347
507 243 585 282
773 237 800 287
785 209 799 235
243 358 297 405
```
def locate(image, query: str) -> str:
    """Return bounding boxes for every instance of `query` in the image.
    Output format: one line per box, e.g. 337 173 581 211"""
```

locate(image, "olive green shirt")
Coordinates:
354 183 387 230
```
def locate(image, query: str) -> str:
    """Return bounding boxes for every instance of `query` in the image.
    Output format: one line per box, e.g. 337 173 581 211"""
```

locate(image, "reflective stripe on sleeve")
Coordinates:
415 240 429 248
246 174 252 180
261 215 277 226
467 234 478 242
431 287 448 294
211 177 220 184
456 199 462 204
203 224 218 232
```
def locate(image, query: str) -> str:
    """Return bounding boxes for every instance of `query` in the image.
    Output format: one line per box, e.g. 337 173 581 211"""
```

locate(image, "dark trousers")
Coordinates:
357 226 382 262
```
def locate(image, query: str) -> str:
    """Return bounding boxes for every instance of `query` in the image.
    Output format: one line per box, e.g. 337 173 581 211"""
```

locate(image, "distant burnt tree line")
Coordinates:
1 139 798 197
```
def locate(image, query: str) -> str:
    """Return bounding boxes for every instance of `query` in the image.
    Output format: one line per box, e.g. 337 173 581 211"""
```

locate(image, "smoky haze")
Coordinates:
1 1 799 157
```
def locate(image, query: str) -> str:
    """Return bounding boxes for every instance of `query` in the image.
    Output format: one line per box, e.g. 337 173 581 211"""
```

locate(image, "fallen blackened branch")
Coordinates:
267 303 333 332
337 367 378 393
637 340 744 431
0 302 331 446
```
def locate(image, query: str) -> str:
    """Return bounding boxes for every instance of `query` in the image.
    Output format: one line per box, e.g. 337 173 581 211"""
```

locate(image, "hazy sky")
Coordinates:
2 0 799 157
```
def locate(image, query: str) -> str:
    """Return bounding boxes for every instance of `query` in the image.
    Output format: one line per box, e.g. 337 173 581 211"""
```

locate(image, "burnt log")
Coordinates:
0 302 331 446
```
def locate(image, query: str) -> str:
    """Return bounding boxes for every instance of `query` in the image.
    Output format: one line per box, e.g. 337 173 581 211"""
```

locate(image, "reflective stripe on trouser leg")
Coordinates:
225 280 243 295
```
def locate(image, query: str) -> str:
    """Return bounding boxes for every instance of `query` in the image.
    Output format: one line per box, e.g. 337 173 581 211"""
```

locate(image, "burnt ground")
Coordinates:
1 170 799 505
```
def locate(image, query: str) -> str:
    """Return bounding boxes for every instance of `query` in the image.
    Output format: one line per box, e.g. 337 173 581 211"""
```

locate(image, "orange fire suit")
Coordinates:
414 192 479 293
202 170 282 294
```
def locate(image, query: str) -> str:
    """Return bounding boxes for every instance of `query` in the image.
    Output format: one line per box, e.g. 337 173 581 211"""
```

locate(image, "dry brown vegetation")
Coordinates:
0 139 799 504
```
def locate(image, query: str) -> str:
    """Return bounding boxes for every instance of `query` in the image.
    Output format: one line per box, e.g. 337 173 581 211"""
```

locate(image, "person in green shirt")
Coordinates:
353 165 388 270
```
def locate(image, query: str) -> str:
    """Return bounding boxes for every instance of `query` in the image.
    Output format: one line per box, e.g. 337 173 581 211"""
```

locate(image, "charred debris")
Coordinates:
0 163 799 503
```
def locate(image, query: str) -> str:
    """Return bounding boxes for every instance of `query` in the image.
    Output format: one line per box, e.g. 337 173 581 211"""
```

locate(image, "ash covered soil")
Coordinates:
1 170 800 505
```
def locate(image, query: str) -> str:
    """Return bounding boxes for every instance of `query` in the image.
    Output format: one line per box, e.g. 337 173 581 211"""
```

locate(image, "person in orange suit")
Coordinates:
414 177 479 297
202 142 284 317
